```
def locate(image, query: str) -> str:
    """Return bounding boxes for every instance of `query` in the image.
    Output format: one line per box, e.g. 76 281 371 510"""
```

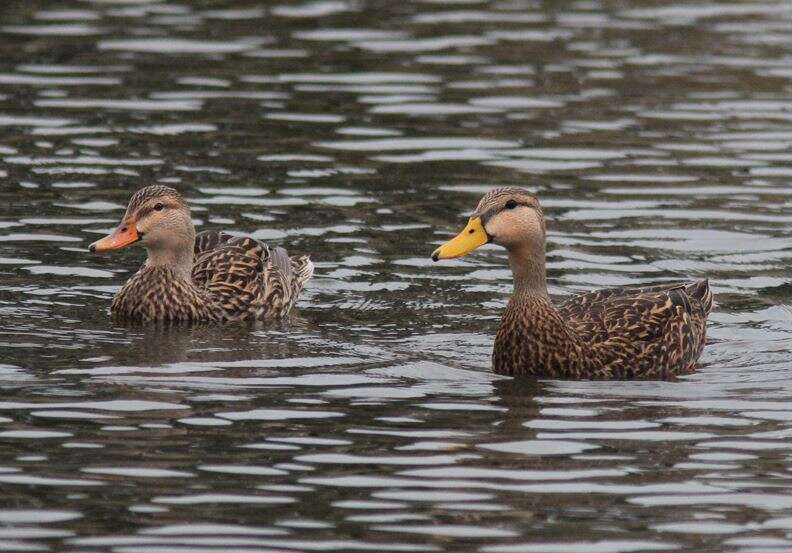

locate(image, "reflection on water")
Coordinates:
0 0 791 551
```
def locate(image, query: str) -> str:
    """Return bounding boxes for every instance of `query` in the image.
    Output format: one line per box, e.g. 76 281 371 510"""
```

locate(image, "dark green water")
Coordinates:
0 1 791 551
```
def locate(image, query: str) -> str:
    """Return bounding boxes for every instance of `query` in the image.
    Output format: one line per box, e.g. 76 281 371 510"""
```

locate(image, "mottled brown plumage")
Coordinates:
432 188 713 380
90 186 313 323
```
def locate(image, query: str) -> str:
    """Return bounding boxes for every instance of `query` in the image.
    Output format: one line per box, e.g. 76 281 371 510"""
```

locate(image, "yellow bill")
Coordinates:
431 217 489 261
89 219 140 252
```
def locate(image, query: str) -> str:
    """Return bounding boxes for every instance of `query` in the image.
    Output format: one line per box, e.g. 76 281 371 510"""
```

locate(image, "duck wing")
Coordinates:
559 281 711 331
192 230 312 321
558 280 712 378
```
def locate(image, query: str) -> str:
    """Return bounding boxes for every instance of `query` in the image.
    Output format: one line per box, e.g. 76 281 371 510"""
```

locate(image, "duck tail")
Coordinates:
291 255 314 291
686 278 713 315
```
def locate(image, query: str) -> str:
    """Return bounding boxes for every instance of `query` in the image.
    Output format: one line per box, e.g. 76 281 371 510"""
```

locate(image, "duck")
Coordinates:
89 185 313 323
431 187 712 380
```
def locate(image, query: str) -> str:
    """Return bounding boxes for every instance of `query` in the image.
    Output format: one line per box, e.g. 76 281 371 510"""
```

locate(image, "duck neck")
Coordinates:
145 243 194 281
507 242 548 299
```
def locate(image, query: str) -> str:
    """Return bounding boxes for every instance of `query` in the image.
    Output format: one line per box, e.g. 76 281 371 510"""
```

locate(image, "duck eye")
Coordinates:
505 200 518 210
154 203 164 211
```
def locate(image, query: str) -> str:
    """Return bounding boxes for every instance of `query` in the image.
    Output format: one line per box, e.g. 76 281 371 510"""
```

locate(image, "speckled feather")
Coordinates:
192 232 312 321
493 280 713 379
457 187 713 380
112 231 312 323
108 187 312 323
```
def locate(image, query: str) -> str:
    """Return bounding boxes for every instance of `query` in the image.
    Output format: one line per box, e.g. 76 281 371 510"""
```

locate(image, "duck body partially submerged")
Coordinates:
494 280 712 379
91 186 312 323
432 187 712 380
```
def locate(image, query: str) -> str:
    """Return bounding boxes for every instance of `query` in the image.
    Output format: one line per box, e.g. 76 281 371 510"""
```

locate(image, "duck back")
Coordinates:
493 280 712 379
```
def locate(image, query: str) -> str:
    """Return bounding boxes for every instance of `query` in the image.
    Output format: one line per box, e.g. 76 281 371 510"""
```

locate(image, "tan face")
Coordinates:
90 196 191 253
431 188 544 260
483 198 545 250
134 198 192 250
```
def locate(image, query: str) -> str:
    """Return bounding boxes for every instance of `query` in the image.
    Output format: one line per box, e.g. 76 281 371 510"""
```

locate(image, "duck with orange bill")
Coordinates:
90 185 313 323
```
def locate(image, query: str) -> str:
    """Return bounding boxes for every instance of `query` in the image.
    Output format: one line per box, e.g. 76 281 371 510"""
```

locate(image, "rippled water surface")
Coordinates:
1 0 792 551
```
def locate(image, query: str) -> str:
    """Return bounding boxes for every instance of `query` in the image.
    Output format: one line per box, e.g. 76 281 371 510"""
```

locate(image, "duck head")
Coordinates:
90 185 195 277
431 187 547 296
431 187 544 260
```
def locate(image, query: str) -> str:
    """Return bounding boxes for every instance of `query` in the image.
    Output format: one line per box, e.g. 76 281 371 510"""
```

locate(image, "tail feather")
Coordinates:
291 255 314 290
685 279 713 315
269 246 293 279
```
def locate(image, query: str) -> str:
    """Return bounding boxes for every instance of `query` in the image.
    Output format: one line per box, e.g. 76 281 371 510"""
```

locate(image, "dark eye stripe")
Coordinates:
478 200 534 224
496 201 528 213
137 203 170 219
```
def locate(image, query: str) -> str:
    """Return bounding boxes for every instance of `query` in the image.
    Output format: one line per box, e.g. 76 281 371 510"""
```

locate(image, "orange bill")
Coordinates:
89 220 139 252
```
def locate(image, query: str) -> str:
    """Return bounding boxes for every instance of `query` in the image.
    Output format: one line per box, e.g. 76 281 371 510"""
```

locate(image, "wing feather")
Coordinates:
558 280 711 378
191 230 311 321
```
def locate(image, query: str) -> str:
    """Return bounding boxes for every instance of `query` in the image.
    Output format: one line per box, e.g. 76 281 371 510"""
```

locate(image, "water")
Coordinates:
0 0 791 551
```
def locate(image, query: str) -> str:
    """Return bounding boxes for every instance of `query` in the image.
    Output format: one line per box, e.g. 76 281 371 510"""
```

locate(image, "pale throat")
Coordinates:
144 240 194 280
506 240 548 297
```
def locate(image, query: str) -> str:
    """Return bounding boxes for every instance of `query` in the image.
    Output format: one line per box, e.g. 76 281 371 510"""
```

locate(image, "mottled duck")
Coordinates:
89 185 313 323
431 187 712 379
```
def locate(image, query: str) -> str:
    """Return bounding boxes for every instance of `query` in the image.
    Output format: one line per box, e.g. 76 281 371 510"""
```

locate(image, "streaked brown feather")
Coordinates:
109 218 312 323
453 188 713 380
493 279 713 379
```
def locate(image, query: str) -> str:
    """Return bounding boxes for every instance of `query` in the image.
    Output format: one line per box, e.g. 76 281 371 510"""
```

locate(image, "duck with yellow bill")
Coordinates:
431 187 712 380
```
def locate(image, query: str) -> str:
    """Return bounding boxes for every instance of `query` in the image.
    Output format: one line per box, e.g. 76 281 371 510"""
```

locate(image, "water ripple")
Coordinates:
0 1 789 551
